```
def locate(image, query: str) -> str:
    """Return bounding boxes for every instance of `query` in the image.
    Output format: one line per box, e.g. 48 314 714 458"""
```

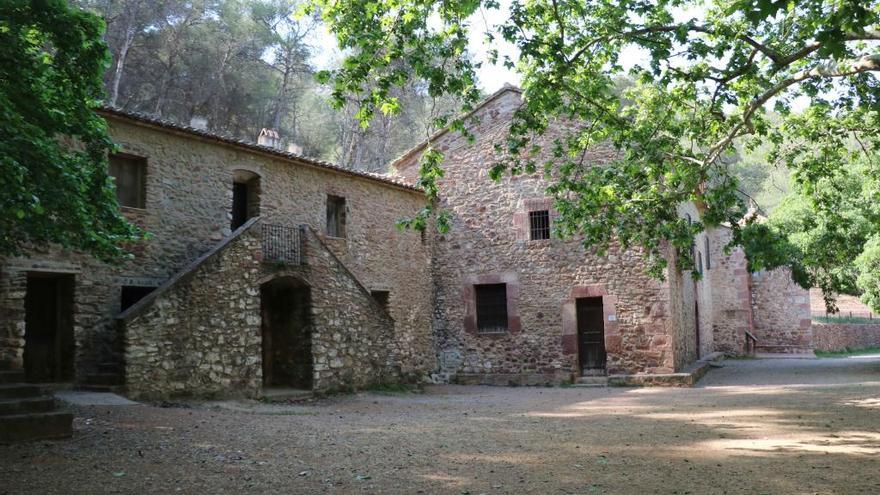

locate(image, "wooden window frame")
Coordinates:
108 153 147 209
326 195 346 238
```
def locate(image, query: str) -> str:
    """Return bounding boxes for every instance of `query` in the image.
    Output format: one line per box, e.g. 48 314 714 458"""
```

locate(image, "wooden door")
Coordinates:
577 297 606 374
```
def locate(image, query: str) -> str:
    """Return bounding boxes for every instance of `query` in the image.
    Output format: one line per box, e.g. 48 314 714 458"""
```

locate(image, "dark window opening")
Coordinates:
231 182 249 229
121 286 156 312
326 195 346 238
109 154 146 208
704 237 711 270
529 210 551 240
475 283 508 333
697 251 704 274
371 290 390 313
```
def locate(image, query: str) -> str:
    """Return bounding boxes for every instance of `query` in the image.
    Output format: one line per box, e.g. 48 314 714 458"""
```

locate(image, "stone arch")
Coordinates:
231 169 261 230
260 275 312 390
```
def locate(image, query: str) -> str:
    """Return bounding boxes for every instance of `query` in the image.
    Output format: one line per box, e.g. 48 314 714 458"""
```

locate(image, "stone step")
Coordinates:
86 373 124 386
261 388 313 403
573 376 608 388
0 370 25 384
0 360 13 371
0 397 56 416
96 362 124 375
76 384 125 394
0 384 42 399
0 411 73 443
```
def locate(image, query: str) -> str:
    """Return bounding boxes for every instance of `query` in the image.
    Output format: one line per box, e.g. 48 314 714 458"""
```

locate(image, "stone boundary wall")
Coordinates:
813 322 880 352
123 221 263 400
750 268 813 353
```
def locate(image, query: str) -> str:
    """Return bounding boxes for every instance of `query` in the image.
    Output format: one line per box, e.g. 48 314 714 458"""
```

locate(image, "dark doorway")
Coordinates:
231 182 249 229
24 273 75 383
576 297 606 375
261 277 312 389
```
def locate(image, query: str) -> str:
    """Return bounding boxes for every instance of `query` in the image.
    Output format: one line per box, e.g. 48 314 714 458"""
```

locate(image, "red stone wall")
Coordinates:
812 322 880 352
750 267 813 353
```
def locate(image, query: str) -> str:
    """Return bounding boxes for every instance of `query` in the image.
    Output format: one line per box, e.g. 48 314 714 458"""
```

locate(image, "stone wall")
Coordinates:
706 227 753 355
299 228 401 390
123 221 263 400
750 267 813 353
813 322 880 352
394 88 679 381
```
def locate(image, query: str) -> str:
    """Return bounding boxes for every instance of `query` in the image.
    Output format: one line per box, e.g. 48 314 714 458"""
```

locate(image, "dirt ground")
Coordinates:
2 357 880 495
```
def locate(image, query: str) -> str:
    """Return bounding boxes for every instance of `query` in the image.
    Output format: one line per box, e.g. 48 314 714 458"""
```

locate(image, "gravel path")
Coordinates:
2 357 880 494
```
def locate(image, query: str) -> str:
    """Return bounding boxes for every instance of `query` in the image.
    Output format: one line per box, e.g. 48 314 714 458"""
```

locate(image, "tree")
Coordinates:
0 0 140 260
311 0 880 292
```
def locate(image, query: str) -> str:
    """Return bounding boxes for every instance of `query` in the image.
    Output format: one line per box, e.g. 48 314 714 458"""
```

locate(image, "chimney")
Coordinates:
257 128 282 149
189 116 208 130
287 143 303 155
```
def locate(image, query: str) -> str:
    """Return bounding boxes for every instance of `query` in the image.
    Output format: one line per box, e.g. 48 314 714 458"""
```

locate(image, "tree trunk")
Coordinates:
109 28 135 107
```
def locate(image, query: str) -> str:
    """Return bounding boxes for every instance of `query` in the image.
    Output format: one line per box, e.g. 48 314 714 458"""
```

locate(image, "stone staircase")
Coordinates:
0 367 73 443
81 361 125 393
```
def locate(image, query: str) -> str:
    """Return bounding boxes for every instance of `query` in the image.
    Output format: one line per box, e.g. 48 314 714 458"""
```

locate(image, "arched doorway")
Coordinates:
260 276 312 390
231 169 260 229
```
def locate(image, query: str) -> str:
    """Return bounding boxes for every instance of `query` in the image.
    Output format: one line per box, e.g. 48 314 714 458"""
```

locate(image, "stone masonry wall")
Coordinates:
394 88 678 380
123 223 263 400
750 267 813 353
813 322 880 352
706 227 753 355
298 228 401 390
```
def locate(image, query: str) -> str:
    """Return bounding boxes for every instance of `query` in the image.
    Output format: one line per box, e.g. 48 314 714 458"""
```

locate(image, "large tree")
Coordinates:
0 0 139 260
311 0 880 307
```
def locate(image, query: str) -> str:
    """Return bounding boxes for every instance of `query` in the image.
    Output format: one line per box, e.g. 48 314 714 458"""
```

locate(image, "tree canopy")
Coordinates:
312 0 880 310
0 0 139 260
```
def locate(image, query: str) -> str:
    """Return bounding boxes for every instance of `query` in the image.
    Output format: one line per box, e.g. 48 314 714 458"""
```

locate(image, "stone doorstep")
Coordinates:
754 352 817 360
607 357 718 388
260 388 314 403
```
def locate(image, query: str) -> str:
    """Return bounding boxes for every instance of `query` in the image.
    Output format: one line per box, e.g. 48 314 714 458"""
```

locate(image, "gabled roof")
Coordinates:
388 84 523 171
97 107 422 193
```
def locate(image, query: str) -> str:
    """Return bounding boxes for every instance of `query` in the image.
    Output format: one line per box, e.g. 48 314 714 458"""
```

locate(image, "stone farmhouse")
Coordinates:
0 86 812 400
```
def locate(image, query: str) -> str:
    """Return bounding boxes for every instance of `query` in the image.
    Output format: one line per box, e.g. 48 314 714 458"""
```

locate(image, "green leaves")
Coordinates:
0 0 141 261
317 0 880 286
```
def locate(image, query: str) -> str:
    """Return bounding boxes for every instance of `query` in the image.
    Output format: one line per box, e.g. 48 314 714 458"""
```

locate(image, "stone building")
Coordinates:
391 86 811 385
0 86 811 400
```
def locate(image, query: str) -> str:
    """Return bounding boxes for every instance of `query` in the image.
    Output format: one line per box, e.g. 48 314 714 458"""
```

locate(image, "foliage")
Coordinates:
311 0 880 280
855 235 880 312
0 0 140 260
814 346 880 358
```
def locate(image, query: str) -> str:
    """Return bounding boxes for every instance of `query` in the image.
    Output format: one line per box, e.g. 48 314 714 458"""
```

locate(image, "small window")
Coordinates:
704 237 711 270
120 286 156 311
697 251 704 274
326 195 346 238
108 154 146 208
529 210 550 240
475 283 508 333
371 290 390 313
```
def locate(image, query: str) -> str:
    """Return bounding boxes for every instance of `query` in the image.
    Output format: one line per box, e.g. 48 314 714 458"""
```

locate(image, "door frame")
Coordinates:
576 296 607 375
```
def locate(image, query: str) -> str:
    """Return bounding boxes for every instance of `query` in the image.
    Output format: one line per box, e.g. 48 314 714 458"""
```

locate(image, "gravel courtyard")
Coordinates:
2 357 879 495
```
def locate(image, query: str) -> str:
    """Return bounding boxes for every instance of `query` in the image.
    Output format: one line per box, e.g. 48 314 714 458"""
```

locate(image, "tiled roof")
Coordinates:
96 106 422 193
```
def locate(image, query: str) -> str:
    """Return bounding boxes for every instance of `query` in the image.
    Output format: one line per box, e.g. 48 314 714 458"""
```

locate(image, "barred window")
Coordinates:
108 154 146 208
475 283 508 333
529 210 550 240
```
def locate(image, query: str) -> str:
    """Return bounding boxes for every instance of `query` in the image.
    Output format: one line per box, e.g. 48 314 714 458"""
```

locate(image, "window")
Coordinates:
371 290 390 313
697 251 704 275
326 195 346 238
108 154 146 208
529 210 550 240
704 237 711 270
120 286 156 311
475 283 508 333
